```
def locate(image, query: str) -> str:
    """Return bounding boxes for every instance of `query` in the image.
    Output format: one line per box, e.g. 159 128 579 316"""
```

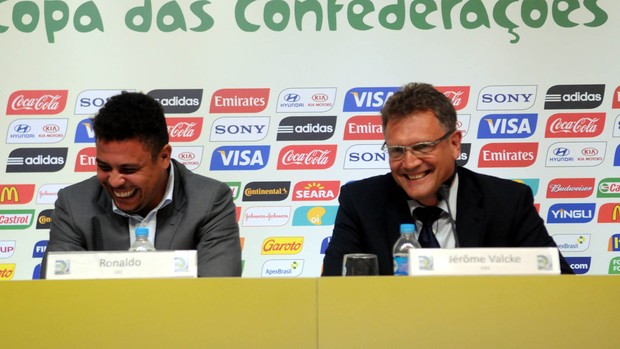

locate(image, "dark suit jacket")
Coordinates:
42 159 241 277
322 167 573 275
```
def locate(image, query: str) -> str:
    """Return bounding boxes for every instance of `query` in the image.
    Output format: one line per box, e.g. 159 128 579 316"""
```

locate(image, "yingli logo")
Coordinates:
277 145 337 170
209 88 269 113
6 90 68 115
0 185 36 204
166 117 203 142
478 143 538 167
435 86 470 111
293 181 340 201
545 113 605 138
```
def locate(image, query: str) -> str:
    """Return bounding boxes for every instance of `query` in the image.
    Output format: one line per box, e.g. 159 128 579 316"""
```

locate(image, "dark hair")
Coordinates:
92 92 168 159
381 82 457 132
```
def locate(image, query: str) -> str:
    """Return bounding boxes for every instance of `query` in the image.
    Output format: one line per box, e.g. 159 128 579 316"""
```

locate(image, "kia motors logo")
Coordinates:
545 142 606 167
75 89 133 115
148 89 202 114
209 88 269 113
172 146 203 171
277 116 336 141
277 88 336 113
343 87 399 112
277 145 337 170
477 143 538 167
476 85 537 110
0 185 36 204
211 116 270 142
343 115 383 140
210 145 270 171
435 86 470 111
6 148 67 172
7 118 67 144
544 84 605 109
242 181 290 202
6 90 68 115
477 113 537 138
546 203 595 224
293 181 340 201
546 178 594 199
545 113 605 138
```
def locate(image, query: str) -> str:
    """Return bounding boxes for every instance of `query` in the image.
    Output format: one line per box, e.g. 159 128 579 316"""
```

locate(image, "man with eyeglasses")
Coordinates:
322 82 573 275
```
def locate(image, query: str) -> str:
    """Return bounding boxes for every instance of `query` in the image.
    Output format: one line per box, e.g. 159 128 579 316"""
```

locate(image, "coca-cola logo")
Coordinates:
434 86 470 111
166 117 203 142
277 145 337 170
545 113 605 138
6 90 68 115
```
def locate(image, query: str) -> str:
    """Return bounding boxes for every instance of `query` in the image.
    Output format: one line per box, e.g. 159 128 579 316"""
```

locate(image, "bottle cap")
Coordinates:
400 223 415 234
135 227 149 237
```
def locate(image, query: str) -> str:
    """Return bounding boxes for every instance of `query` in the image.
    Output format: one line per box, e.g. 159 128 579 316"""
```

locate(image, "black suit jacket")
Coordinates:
322 167 573 275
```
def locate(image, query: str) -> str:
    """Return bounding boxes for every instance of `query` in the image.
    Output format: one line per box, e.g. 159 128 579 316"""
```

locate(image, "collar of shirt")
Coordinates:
407 173 459 248
112 161 176 244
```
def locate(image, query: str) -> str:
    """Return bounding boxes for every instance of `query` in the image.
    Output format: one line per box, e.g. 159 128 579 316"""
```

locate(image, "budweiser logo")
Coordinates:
6 90 68 115
166 117 203 142
277 145 337 170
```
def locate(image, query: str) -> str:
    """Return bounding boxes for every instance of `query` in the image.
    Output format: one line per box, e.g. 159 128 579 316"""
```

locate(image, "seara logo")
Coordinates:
597 178 620 198
546 203 595 224
343 115 383 141
0 210 35 229
477 113 537 139
545 113 605 138
209 145 270 171
0 185 36 204
293 181 340 201
277 145 337 170
546 178 595 199
435 86 470 111
477 143 537 167
209 88 269 113
565 257 591 275
544 84 605 110
597 203 620 223
261 237 304 255
0 264 16 280
343 87 399 112
6 90 68 115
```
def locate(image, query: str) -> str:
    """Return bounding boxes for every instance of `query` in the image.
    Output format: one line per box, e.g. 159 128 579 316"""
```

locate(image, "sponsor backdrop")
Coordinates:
0 0 619 280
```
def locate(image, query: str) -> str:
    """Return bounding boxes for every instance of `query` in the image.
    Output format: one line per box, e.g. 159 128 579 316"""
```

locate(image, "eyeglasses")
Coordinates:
381 130 454 160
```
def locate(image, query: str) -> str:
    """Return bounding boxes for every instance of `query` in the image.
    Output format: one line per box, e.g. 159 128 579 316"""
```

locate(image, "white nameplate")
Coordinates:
46 250 197 280
408 247 560 276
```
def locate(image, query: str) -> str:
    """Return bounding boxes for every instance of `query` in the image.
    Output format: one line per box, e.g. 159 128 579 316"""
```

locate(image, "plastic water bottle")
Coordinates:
393 223 421 276
128 227 156 252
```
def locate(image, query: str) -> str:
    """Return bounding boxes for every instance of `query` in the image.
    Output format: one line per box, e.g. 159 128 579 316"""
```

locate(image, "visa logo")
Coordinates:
74 118 95 143
209 145 270 170
343 87 399 112
546 203 596 223
565 257 591 274
477 114 537 138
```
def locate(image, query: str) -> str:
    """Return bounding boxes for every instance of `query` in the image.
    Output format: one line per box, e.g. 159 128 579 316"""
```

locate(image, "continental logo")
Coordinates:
242 181 290 202
261 237 304 255
597 203 620 223
37 209 54 229
0 264 16 280
0 184 36 204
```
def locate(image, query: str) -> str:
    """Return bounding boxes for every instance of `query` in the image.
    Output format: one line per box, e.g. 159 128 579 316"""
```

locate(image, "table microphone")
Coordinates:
438 185 459 247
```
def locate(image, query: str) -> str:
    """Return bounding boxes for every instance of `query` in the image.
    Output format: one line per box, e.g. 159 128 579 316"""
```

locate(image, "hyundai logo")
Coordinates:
553 148 570 157
284 93 301 102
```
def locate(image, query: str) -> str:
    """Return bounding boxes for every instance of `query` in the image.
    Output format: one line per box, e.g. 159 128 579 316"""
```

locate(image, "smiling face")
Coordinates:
95 138 171 217
384 110 462 206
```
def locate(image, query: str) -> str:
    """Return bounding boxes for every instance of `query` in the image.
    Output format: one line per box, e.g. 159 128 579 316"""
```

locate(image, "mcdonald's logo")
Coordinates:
597 203 620 223
0 185 35 205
